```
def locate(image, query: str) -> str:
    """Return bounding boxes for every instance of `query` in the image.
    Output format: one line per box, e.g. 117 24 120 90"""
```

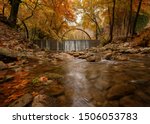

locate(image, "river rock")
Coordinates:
103 100 119 107
119 95 144 107
123 42 130 47
114 55 129 61
9 93 33 107
79 52 85 55
32 94 52 107
78 55 87 59
86 55 96 62
46 73 63 80
0 61 7 70
94 80 110 91
144 87 150 95
55 95 67 107
103 53 113 60
48 84 65 96
125 48 140 54
73 52 80 57
140 47 150 53
134 90 150 104
107 84 136 100
0 75 14 84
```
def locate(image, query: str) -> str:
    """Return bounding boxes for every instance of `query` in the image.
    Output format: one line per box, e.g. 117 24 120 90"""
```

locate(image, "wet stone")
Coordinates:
107 84 136 100
0 75 14 84
134 90 150 104
55 95 67 107
103 53 113 60
86 56 96 62
94 80 110 91
114 55 129 61
32 94 53 107
0 61 7 70
78 55 87 59
119 95 144 107
103 100 119 107
46 73 64 80
47 84 65 96
9 93 33 107
73 53 80 57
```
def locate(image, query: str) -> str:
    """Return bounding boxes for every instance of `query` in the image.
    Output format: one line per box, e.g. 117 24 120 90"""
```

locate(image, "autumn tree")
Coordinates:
126 0 133 38
132 0 143 36
8 0 21 27
74 0 104 40
108 0 116 43
0 0 9 16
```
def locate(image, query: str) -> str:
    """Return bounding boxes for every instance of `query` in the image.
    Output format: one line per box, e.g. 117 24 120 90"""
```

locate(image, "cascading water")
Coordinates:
35 40 99 51
64 40 90 52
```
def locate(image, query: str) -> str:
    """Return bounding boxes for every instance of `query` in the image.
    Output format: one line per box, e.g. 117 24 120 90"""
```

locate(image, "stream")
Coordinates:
63 55 150 107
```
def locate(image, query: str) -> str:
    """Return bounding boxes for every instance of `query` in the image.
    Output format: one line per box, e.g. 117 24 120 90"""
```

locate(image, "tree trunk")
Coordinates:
22 21 29 39
126 0 133 39
2 1 6 16
8 0 21 27
109 0 116 43
132 0 143 36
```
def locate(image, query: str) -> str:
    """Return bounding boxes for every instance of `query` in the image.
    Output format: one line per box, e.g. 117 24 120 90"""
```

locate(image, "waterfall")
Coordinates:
63 40 90 52
35 40 99 51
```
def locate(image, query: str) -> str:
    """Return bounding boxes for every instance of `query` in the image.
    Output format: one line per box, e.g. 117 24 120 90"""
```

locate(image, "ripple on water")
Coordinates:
63 56 150 107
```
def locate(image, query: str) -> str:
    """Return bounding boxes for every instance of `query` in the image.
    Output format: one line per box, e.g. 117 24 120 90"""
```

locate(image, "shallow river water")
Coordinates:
63 55 150 107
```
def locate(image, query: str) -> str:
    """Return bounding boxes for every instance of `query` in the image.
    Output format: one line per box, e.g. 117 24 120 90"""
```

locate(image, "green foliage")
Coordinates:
136 14 149 32
100 35 110 46
32 77 39 85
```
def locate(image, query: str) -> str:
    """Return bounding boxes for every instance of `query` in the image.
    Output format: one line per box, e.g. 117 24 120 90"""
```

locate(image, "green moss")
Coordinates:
32 77 40 85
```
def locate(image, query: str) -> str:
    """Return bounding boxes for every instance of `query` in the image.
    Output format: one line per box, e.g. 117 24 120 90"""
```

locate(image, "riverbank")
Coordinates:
68 27 150 61
69 39 150 62
0 21 70 107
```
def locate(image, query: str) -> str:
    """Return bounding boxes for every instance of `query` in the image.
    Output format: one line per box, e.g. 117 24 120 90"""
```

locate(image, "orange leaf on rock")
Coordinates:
13 80 29 89
4 92 24 104
39 76 48 82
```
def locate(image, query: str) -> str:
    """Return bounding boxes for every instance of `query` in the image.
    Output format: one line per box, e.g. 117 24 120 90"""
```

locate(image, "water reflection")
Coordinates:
63 56 150 107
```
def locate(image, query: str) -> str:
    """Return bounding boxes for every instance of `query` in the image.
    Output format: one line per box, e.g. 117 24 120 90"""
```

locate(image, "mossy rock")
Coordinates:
47 84 65 96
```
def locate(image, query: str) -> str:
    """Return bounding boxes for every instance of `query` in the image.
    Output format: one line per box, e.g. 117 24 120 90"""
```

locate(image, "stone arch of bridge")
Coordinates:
61 28 92 40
